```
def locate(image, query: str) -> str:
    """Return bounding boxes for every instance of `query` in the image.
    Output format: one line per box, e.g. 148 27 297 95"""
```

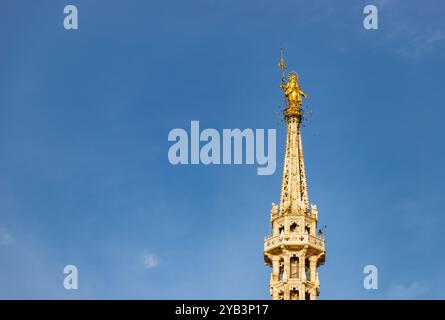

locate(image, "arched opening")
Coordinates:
290 288 299 300
290 222 298 232
305 258 310 281
290 256 299 278
278 259 284 281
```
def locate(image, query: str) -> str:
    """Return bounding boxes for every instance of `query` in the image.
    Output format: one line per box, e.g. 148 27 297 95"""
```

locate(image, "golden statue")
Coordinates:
278 49 307 109
281 72 307 108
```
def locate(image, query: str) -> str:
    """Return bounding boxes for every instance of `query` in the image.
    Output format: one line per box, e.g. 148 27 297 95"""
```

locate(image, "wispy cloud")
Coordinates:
388 282 430 299
373 0 445 58
143 252 159 269
0 228 15 246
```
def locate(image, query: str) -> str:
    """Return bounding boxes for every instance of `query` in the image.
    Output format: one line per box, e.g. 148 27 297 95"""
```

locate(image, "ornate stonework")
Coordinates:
264 53 326 300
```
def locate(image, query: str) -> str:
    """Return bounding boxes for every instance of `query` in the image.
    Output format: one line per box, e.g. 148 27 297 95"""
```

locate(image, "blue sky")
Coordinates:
1 0 445 299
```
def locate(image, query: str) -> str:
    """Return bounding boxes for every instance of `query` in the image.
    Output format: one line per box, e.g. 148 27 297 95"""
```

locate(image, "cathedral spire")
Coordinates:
279 66 309 216
263 52 326 300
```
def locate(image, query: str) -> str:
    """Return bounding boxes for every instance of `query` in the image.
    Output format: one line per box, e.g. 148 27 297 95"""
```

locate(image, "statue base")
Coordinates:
284 106 303 123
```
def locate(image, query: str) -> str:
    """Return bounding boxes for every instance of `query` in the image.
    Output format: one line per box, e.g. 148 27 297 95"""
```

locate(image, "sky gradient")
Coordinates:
1 0 445 299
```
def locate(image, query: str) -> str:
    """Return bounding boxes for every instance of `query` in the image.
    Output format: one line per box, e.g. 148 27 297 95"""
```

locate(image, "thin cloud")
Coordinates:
143 252 159 269
0 228 15 246
388 282 430 299
374 0 445 58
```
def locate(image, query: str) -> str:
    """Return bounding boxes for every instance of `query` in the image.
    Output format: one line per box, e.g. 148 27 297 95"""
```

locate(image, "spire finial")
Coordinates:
278 51 308 118
278 48 287 83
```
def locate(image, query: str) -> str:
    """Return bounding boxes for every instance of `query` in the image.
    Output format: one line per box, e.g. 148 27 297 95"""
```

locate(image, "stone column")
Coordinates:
271 256 280 300
309 256 317 283
309 257 318 300
271 287 279 300
272 256 280 282
309 289 317 300
299 252 306 281
282 254 290 298
269 273 276 299
299 286 306 300
283 286 290 300
299 251 306 300
283 255 290 282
